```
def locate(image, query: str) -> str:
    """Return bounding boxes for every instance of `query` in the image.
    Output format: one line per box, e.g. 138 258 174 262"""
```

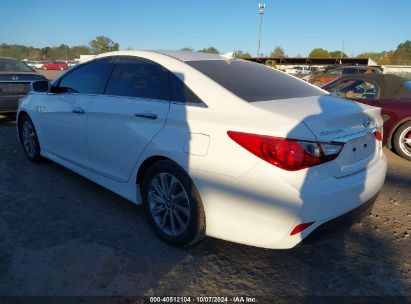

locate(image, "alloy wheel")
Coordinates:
399 126 411 157
148 173 190 236
21 120 37 158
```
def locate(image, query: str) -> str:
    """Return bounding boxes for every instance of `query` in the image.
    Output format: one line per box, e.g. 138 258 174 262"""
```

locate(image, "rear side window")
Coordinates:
187 60 324 102
169 73 202 104
326 79 379 99
105 58 169 101
329 69 343 75
58 58 111 94
0 58 33 72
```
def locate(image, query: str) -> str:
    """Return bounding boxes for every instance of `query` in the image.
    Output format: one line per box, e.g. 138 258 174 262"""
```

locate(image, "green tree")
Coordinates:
392 40 411 65
89 36 119 54
270 46 286 57
181 47 193 51
379 51 394 65
198 47 219 54
233 50 252 59
357 51 391 64
329 50 348 58
41 47 51 59
71 45 92 58
308 48 331 58
0 43 34 59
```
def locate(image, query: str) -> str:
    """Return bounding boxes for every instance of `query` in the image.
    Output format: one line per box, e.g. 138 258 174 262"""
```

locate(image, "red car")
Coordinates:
323 74 411 161
43 61 68 70
309 66 381 87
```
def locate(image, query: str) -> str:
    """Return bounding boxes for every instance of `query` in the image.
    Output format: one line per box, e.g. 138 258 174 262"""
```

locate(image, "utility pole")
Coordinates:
256 3 266 57
340 40 345 62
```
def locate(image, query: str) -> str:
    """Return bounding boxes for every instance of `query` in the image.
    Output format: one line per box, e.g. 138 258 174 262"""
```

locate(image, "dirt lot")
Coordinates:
0 115 410 302
33 68 65 80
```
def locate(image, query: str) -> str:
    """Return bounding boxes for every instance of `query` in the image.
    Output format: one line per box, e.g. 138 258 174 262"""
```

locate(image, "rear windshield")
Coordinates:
187 60 325 102
0 58 33 72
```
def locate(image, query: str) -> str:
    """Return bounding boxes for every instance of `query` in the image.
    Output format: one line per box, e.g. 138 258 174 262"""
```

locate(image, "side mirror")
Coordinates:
32 80 50 92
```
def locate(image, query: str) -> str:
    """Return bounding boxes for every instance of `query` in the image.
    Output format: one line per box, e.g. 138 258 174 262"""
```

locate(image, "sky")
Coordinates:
1 0 410 57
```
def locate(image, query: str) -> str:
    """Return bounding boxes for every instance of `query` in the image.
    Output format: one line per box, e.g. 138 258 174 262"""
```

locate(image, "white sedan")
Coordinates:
17 51 387 249
25 61 45 69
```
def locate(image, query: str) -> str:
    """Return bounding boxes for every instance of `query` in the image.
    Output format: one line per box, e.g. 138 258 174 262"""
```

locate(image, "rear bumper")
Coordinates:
0 96 22 113
303 192 377 243
195 150 387 249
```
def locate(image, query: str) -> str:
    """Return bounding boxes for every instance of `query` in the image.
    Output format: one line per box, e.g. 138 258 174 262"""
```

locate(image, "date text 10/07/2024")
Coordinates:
149 296 257 303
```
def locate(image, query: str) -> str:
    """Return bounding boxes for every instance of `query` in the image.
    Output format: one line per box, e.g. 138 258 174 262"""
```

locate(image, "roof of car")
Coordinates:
153 50 225 62
331 65 377 70
327 73 411 99
95 50 226 63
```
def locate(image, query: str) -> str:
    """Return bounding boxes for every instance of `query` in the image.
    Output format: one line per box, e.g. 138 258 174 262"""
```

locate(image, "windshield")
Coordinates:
187 60 325 102
0 58 34 72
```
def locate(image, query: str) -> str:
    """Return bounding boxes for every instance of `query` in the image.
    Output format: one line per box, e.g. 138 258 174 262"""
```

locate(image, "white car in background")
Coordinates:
25 61 46 69
285 66 312 75
16 51 387 249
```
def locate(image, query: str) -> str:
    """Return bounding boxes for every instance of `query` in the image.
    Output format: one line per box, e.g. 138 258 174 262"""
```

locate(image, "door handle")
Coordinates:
72 107 85 114
134 113 158 120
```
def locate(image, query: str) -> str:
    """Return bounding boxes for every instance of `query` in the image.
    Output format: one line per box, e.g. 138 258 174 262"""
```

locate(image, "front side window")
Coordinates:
105 58 169 101
187 60 324 102
327 79 379 99
58 58 112 94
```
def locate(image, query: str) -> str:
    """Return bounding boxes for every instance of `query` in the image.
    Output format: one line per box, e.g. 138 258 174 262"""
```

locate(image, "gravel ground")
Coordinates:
33 68 65 80
0 117 410 303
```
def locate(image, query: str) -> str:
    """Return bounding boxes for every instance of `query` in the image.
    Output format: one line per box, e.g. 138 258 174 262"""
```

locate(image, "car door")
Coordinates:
85 56 170 182
37 58 113 167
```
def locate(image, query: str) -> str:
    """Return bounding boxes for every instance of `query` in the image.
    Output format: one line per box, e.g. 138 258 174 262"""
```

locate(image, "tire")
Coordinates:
19 115 42 162
393 121 411 161
141 160 206 247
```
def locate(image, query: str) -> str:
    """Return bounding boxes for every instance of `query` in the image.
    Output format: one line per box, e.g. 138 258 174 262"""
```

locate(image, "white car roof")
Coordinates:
94 50 225 63
153 50 224 62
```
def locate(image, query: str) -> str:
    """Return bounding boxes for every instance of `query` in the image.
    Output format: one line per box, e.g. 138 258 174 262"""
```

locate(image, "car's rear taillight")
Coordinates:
227 131 344 171
374 130 382 141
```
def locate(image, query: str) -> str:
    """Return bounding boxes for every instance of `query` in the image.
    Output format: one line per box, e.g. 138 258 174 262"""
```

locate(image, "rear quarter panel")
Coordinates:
351 98 411 147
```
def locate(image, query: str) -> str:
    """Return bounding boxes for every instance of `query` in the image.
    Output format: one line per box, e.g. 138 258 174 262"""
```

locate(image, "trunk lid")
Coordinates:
252 94 383 177
0 72 45 81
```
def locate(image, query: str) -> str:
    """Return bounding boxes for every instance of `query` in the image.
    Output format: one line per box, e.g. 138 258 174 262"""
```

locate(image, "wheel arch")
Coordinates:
388 117 411 149
16 110 30 143
136 155 183 186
